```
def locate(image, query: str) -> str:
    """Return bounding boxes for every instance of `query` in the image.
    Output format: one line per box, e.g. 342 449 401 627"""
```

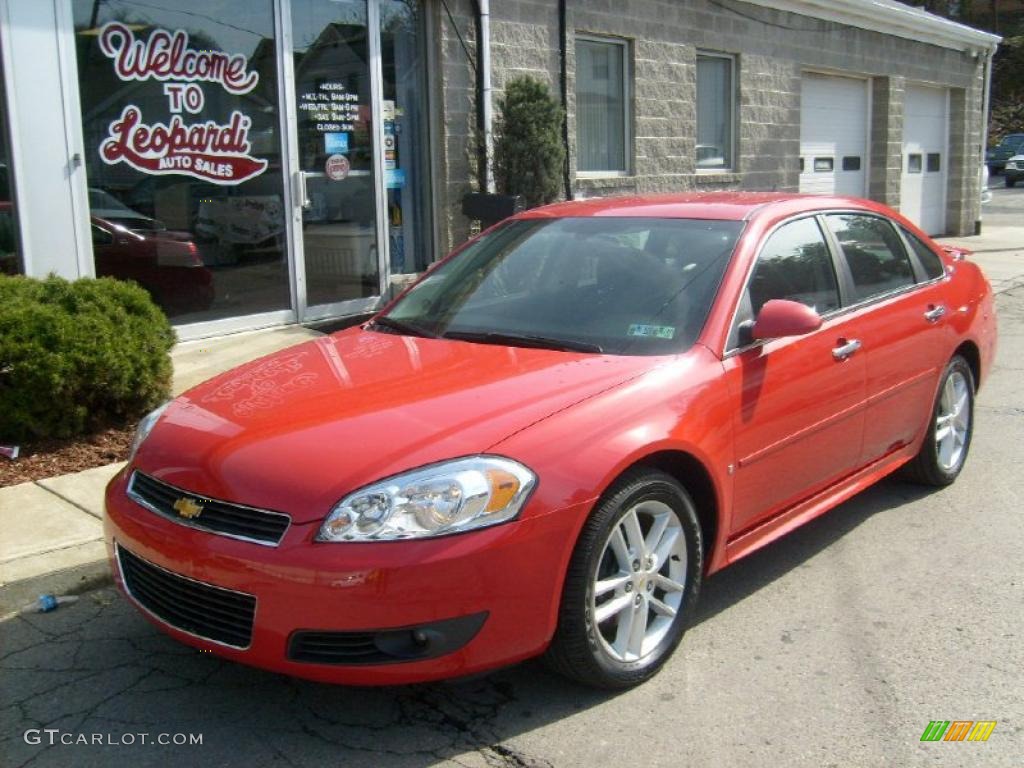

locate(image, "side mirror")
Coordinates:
751 299 823 341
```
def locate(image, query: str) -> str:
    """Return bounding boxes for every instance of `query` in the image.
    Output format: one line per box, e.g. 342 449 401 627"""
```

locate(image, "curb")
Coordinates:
0 559 113 617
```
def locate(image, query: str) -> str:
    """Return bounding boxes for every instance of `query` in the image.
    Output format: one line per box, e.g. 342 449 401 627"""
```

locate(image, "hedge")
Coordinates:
0 275 175 442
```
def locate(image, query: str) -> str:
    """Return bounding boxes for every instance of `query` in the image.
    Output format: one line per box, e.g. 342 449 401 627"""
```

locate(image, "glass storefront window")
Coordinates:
73 1 290 323
0 39 22 275
380 0 432 275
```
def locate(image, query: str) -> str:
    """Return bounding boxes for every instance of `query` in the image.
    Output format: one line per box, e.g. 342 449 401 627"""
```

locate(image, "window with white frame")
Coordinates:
575 37 630 174
696 53 735 171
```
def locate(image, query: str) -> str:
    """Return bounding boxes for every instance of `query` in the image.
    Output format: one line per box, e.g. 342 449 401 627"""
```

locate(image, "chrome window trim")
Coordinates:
115 542 256 651
127 471 291 548
722 208 947 358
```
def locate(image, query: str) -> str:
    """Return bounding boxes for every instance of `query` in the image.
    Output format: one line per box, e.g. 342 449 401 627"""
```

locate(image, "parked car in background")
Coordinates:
83 190 213 313
1003 153 1024 188
985 132 1024 174
106 192 996 690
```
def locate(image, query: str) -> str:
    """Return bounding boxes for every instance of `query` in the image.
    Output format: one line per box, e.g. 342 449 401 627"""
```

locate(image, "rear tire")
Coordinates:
902 355 974 486
544 468 703 689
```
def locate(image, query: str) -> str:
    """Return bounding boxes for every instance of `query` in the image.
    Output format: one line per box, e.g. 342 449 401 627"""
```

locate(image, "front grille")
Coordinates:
117 544 256 649
128 472 290 546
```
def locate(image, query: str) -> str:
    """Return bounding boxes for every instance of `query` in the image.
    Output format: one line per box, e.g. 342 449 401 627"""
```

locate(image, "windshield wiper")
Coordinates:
443 330 603 354
367 316 440 339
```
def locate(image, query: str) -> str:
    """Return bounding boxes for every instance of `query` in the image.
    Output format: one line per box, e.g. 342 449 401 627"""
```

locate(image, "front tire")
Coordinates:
902 355 974 486
1007 177 1017 188
544 468 703 689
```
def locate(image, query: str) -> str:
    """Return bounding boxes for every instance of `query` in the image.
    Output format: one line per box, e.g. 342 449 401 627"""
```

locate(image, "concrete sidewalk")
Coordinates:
0 221 1020 610
0 324 322 611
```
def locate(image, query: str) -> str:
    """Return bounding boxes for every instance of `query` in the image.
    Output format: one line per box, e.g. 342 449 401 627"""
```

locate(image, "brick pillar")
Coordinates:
869 76 904 209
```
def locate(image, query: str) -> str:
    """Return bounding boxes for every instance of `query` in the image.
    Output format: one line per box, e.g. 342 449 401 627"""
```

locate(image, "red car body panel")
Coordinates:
104 192 997 684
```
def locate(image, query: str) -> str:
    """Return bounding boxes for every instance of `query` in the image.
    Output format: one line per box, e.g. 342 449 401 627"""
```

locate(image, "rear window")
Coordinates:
824 214 916 301
901 227 945 281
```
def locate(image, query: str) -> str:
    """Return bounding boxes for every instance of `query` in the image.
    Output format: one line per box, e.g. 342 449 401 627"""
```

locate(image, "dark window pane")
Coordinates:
696 55 733 169
902 227 945 280
747 217 839 316
842 156 861 171
907 154 923 173
825 214 915 300
0 35 22 275
799 157 804 173
814 157 833 172
576 39 627 172
926 153 941 172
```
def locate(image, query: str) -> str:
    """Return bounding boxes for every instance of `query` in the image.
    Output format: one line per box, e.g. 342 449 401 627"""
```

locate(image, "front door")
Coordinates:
288 0 432 322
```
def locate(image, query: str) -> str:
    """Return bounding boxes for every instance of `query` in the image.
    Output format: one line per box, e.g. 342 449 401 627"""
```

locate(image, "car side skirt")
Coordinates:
723 446 914 565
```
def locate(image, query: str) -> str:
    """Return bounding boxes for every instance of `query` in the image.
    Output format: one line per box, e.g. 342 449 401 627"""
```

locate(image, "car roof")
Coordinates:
515 192 883 222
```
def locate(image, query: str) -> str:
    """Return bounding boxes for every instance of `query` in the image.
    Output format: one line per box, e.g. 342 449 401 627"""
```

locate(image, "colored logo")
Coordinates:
173 497 204 520
920 720 996 742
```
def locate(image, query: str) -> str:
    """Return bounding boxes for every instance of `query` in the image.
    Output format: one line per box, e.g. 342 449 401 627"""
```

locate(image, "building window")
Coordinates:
696 53 734 171
0 37 22 275
575 37 629 174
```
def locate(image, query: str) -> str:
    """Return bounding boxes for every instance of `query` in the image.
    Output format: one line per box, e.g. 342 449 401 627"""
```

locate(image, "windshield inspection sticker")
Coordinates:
628 324 675 339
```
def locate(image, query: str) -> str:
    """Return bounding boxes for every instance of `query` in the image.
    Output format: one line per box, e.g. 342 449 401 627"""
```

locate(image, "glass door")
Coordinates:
290 0 385 318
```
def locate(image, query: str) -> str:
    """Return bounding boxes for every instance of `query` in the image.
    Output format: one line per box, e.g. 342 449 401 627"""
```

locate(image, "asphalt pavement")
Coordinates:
1 189 1022 768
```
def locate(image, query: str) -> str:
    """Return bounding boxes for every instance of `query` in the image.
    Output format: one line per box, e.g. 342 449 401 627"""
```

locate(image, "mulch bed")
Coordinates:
0 424 136 487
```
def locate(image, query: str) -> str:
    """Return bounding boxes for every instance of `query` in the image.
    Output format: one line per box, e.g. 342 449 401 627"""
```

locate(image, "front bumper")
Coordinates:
1004 167 1023 182
104 468 586 684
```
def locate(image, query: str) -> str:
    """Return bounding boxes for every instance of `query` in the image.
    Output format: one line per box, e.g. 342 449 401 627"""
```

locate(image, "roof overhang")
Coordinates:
741 0 1001 53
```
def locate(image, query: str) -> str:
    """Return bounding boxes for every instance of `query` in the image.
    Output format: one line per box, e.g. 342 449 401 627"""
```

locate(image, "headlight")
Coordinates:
317 456 536 542
128 402 169 461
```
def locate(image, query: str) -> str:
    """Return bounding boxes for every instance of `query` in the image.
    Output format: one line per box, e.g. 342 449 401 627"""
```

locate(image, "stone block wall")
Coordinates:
433 0 989 251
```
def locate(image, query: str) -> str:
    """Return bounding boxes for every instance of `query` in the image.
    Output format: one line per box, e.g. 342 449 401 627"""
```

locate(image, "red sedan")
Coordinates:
105 193 996 689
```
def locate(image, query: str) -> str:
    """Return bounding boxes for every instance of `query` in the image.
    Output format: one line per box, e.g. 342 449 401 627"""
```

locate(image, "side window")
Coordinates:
825 214 915 301
901 227 945 281
747 217 840 317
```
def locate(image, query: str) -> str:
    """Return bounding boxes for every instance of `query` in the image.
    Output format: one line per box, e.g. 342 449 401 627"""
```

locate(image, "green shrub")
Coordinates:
0 275 176 442
493 76 565 209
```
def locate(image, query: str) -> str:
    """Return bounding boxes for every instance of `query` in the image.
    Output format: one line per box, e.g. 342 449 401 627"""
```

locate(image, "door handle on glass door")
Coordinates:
924 304 947 322
832 338 861 361
295 171 311 209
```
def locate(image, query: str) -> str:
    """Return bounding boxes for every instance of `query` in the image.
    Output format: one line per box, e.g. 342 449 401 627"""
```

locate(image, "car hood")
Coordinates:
135 327 656 523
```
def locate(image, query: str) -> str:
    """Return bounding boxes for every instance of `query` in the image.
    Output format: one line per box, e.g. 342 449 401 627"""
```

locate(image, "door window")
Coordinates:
0 37 22 275
900 227 945 281
746 217 840 318
825 214 916 301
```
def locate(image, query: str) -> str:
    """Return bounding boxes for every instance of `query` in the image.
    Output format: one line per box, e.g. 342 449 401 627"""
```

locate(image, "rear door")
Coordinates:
723 215 866 535
822 213 948 466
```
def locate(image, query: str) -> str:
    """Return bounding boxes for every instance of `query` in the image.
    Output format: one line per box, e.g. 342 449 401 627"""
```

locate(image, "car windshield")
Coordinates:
381 217 743 355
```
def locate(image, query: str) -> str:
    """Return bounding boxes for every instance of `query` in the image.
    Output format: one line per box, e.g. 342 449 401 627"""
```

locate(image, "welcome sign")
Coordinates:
96 22 268 185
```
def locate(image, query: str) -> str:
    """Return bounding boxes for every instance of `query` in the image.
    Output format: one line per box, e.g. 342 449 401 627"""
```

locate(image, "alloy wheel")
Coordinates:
935 369 971 472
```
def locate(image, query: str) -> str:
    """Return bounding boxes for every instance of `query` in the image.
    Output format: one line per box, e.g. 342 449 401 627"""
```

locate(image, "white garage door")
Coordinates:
799 73 868 197
902 85 948 235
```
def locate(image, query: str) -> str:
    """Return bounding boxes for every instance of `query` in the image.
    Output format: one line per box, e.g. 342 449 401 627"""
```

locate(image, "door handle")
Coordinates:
924 304 947 323
294 170 311 210
832 338 861 361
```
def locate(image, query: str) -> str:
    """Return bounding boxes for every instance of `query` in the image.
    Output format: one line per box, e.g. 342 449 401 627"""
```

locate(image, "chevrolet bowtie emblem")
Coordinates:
173 497 204 519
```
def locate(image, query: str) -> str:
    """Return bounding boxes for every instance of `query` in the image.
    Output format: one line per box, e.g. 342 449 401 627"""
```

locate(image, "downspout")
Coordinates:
558 0 573 200
478 0 494 193
977 45 994 235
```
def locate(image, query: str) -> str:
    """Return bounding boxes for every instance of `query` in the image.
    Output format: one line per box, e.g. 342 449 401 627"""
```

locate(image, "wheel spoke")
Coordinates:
644 513 669 559
652 527 681 569
653 572 686 595
595 594 632 625
649 596 677 618
594 574 630 598
626 603 649 657
608 527 630 570
622 508 646 558
935 425 952 443
612 602 636 655
943 376 955 410
953 391 968 417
